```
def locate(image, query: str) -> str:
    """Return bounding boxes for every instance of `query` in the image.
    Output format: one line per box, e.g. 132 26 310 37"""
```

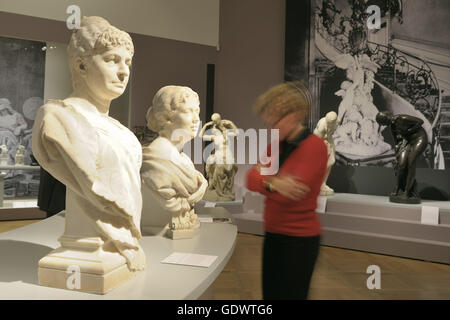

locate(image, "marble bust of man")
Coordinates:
141 85 207 239
32 16 145 294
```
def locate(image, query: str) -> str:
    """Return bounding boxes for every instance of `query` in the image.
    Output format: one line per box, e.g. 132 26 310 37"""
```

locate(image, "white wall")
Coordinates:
0 0 220 47
43 42 72 102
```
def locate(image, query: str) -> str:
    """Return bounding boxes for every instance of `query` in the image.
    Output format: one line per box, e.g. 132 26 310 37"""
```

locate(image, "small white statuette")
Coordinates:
0 144 8 166
314 111 338 196
14 145 25 166
199 113 239 202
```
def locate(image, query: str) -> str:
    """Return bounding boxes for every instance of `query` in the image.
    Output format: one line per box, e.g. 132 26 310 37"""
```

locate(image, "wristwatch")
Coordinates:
263 179 275 192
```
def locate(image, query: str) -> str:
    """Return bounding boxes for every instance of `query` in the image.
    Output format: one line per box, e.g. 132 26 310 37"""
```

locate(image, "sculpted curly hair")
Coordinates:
146 86 199 133
67 16 134 89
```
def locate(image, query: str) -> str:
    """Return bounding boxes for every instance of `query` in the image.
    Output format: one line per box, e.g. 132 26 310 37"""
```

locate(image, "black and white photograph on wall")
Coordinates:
285 0 450 170
0 36 45 197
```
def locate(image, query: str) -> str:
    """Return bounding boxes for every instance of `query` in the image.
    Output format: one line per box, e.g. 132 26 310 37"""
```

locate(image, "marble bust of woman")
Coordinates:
32 16 145 294
141 85 207 239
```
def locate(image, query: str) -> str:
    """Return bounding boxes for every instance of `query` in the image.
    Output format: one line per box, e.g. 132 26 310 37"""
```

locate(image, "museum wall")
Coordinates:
0 0 220 47
215 0 450 200
215 0 286 131
0 11 218 130
43 42 72 102
213 0 285 199
0 11 71 44
1 2 449 201
129 34 217 128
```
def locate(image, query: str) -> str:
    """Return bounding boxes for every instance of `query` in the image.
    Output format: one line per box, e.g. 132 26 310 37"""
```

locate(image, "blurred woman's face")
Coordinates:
261 110 300 141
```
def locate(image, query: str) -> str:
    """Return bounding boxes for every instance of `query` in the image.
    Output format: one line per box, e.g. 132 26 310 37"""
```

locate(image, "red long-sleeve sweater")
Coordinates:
246 134 327 237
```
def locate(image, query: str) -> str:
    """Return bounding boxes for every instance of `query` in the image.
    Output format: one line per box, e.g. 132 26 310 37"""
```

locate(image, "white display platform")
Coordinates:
0 165 41 171
0 198 46 221
0 165 40 211
198 199 244 206
233 193 450 264
197 198 244 214
0 209 237 299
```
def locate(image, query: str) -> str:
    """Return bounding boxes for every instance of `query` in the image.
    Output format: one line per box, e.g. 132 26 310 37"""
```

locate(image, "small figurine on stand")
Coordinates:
199 113 239 202
0 145 8 166
14 145 25 166
376 111 427 204
314 111 339 196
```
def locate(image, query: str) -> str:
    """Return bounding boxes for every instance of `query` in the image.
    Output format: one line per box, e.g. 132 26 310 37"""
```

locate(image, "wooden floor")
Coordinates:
212 233 450 300
1 220 449 300
0 219 42 233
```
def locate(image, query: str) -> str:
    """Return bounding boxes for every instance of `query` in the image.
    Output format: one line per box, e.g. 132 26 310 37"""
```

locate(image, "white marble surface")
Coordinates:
32 16 145 276
200 113 239 202
142 86 206 237
314 111 338 196
0 211 237 299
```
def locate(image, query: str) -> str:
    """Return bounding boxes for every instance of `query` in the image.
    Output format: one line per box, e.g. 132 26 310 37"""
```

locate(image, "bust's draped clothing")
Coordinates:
141 137 207 214
32 99 143 256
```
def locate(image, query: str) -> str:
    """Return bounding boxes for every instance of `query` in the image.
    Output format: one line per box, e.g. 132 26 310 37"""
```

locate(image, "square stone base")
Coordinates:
38 247 138 295
142 225 199 240
166 227 199 240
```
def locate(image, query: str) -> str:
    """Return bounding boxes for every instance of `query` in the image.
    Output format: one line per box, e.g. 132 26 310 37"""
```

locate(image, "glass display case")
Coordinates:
0 34 131 218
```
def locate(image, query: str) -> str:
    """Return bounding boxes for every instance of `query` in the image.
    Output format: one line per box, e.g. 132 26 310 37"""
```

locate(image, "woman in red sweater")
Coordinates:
246 82 327 300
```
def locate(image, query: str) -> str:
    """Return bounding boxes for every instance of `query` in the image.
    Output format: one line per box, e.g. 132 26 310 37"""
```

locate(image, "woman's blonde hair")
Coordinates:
253 81 312 124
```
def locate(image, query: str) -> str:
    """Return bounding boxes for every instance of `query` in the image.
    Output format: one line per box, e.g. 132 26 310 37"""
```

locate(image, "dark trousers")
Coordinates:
262 232 320 300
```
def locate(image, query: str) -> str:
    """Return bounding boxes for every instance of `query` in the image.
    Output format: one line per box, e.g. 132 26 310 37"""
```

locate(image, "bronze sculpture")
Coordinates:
376 111 427 204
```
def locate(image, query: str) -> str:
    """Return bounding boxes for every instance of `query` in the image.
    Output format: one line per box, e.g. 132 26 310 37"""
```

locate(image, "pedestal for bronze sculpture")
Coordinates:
389 194 421 204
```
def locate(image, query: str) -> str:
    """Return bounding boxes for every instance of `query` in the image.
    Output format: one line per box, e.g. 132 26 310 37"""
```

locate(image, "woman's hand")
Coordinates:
269 175 310 201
